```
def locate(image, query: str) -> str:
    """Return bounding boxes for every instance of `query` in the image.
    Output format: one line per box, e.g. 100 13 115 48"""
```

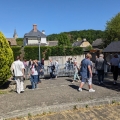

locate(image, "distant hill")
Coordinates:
47 29 105 44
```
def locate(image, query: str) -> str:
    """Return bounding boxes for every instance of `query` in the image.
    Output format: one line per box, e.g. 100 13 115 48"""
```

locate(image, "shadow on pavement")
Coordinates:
92 75 120 92
26 85 32 89
66 79 73 82
69 85 88 91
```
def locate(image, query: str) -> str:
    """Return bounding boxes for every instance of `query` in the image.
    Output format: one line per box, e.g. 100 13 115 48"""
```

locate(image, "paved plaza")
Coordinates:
0 74 120 119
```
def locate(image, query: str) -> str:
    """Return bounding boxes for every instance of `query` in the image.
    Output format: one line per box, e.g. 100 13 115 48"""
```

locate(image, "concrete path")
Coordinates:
0 74 120 119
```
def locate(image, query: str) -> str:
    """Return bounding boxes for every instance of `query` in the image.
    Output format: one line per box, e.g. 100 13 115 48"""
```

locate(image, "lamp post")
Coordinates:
37 35 41 62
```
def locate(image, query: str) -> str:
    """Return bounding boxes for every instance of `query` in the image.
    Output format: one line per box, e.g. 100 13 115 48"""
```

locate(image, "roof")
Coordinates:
92 39 103 47
48 41 58 46
72 40 83 46
24 29 46 38
6 38 17 46
103 41 120 52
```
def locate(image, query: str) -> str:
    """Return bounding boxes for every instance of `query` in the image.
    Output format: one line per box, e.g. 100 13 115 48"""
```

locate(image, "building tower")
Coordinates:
13 29 18 39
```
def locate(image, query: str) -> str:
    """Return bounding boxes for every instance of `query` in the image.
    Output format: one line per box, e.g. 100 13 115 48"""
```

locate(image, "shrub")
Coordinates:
0 32 14 85
11 46 21 60
24 46 83 60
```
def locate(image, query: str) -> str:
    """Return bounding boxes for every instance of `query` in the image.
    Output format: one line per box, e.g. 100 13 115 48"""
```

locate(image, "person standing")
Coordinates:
30 60 39 89
49 59 55 79
55 60 59 78
110 54 120 85
95 54 105 84
36 59 43 83
78 53 95 92
72 61 81 83
12 56 25 94
41 58 44 69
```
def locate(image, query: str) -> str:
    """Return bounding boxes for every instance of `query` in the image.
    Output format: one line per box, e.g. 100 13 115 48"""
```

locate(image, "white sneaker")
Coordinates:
78 88 82 92
89 89 95 92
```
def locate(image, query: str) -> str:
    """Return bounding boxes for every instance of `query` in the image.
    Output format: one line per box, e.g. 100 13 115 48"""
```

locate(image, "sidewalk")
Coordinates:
0 74 120 119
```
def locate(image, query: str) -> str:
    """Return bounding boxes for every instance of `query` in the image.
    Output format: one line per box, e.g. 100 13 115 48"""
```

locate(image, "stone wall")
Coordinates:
44 54 85 66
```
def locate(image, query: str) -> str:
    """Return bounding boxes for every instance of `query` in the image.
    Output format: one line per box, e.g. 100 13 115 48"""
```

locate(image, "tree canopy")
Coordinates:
47 29 104 44
58 33 71 46
0 32 14 86
104 12 120 47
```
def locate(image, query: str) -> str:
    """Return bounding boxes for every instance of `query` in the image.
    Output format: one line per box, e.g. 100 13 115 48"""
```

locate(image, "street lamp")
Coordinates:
37 35 41 62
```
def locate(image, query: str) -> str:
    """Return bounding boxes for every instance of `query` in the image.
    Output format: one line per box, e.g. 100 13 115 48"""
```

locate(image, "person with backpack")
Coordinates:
95 54 105 85
49 59 55 79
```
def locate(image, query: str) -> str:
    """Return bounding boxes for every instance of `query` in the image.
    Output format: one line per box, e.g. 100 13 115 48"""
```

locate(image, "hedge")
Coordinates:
11 46 21 60
24 46 83 60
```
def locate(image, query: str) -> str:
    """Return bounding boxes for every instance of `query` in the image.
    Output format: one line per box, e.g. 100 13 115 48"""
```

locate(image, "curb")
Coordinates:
1 96 120 119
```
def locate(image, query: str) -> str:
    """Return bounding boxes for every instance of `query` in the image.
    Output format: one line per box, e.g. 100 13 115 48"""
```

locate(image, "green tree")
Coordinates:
58 33 71 46
0 32 14 86
16 38 24 46
104 12 120 47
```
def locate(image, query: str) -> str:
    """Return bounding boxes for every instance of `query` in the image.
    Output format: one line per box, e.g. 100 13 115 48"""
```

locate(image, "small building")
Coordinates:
92 38 103 49
72 39 91 48
6 29 17 46
47 41 58 46
103 41 120 62
23 24 47 46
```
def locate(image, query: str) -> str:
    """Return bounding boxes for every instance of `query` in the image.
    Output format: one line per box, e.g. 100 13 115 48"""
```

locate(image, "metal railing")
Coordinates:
42 64 75 77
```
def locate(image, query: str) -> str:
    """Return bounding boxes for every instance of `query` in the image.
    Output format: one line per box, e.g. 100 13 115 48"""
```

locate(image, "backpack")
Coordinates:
51 64 55 71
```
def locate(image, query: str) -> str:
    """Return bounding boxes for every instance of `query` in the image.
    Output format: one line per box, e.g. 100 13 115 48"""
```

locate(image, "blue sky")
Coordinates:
0 0 120 37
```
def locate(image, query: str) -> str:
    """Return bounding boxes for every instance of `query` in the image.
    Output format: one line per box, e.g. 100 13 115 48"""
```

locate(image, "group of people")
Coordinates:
70 53 120 92
48 59 59 79
10 57 44 94
10 52 120 94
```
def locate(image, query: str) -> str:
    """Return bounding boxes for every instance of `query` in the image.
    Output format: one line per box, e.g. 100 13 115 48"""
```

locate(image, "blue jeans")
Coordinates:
30 75 38 89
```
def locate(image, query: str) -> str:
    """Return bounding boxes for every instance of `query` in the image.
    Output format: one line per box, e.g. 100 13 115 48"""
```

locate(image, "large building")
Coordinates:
23 24 47 46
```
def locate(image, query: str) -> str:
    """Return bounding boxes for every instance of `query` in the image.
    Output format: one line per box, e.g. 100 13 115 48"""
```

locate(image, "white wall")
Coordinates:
28 39 38 44
28 38 47 44
41 38 47 44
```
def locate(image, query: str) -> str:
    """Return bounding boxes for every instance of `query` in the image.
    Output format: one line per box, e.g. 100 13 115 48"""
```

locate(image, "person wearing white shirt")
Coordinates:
12 56 25 94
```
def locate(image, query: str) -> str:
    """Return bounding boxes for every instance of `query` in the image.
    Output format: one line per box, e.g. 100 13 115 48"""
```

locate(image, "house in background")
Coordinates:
92 38 103 49
72 38 91 48
47 41 58 46
6 29 17 46
23 24 47 46
103 41 120 62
